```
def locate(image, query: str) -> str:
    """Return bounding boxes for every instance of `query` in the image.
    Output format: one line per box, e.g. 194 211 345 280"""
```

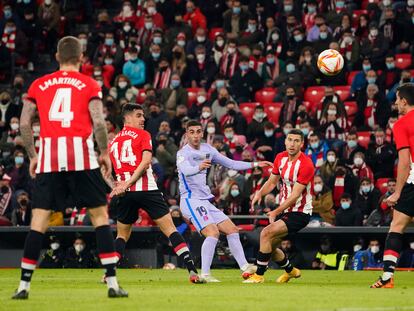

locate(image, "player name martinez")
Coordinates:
38 77 87 91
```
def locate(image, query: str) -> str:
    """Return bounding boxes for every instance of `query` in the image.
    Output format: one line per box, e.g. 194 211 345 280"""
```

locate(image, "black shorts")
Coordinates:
276 212 310 234
116 190 170 225
394 183 414 217
32 169 108 211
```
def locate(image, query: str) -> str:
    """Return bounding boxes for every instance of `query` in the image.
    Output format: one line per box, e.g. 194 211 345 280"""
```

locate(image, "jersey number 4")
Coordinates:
49 88 74 128
111 139 137 169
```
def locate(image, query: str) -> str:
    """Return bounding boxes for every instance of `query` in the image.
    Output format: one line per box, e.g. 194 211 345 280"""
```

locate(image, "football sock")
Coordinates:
96 225 119 290
256 251 271 276
201 236 218 275
169 231 198 274
276 253 293 273
115 237 126 262
18 230 44 292
226 233 248 269
382 232 403 281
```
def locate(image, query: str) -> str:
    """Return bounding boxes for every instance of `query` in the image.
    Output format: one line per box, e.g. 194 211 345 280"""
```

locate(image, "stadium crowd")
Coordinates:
0 0 414 235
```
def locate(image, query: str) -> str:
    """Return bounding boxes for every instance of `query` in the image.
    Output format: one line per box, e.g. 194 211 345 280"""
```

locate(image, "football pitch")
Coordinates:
1 269 413 311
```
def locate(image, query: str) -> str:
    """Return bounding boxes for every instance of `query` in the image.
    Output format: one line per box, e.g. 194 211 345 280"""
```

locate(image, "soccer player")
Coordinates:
371 83 414 288
244 129 314 283
109 104 205 284
12 37 127 299
177 120 273 282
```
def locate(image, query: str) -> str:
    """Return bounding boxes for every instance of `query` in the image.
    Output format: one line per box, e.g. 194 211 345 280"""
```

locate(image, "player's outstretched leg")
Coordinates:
102 236 127 284
273 248 301 283
219 220 256 279
198 224 221 283
370 232 402 288
12 209 50 300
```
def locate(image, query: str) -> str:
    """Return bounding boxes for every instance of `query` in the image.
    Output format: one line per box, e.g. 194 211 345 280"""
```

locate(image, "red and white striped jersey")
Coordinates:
26 70 102 174
109 126 158 192
271 151 315 214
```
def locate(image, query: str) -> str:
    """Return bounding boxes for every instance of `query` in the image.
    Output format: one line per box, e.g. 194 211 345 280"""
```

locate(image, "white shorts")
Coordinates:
180 198 229 232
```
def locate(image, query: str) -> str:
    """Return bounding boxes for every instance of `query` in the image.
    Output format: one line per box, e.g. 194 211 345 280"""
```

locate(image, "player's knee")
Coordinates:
202 225 220 238
226 225 239 235
260 227 272 240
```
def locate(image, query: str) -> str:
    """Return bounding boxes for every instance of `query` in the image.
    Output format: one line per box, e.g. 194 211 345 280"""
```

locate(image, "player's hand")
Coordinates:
29 157 38 178
257 161 273 168
110 181 129 198
385 192 400 207
99 153 112 179
267 209 280 223
251 191 262 209
199 159 212 171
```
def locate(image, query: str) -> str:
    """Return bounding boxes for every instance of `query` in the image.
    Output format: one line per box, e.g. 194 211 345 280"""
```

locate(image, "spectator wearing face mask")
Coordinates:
246 105 268 142
350 58 375 96
355 83 390 130
159 73 188 119
318 102 349 148
273 121 292 155
153 57 172 89
245 166 267 201
0 91 20 137
360 23 390 69
220 101 247 135
316 85 344 120
63 237 98 268
188 89 209 119
123 47 146 87
254 122 276 162
312 236 341 270
7 150 30 193
204 120 220 146
188 45 218 89
307 14 330 42
354 177 381 221
0 116 20 148
212 33 226 66
398 238 414 268
312 23 333 54
366 128 396 179
273 59 303 91
171 44 188 79
94 31 123 69
229 55 262 102
146 101 169 140
305 132 330 170
183 1 207 34
109 74 137 101
340 130 367 166
219 182 250 218
320 149 338 184
335 193 363 226
339 28 360 70
0 174 13 225
379 54 402 90
211 87 234 121
312 175 335 225
186 27 212 59
351 152 374 183
328 160 359 208
366 178 395 227
238 16 263 46
136 0 164 30
39 236 64 268
113 2 137 24
11 190 31 226
223 0 249 40
222 124 247 157
219 39 240 79
278 87 301 125
262 50 285 87
352 239 383 270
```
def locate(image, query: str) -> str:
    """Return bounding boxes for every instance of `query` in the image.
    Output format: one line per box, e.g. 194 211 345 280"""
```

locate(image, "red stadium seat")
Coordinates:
304 86 325 106
209 27 224 41
347 70 360 85
375 178 389 195
352 10 368 27
240 102 261 123
255 88 277 104
334 85 351 101
264 103 283 124
136 89 147 104
344 101 358 116
186 87 202 107
395 54 412 70
357 131 372 149
237 224 255 231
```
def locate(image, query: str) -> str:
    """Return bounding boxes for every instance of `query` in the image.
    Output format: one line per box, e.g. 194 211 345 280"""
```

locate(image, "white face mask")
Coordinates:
196 54 205 63
225 132 234 140
118 81 128 89
353 244 362 252
227 169 238 177
197 95 206 104
216 39 224 47
202 111 211 119
314 183 323 193
51 242 60 250
147 6 156 15
207 127 215 134
327 155 336 163
370 246 380 254
74 244 85 253
327 109 337 116
10 123 19 130
354 157 363 166
227 47 236 54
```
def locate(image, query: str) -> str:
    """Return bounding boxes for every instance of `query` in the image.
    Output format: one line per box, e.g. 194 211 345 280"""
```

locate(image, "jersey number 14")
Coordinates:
111 139 137 168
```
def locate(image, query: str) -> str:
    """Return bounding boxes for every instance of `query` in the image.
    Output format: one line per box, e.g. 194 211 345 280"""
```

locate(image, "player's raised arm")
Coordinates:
89 98 111 178
176 151 207 177
20 98 38 178
212 149 273 171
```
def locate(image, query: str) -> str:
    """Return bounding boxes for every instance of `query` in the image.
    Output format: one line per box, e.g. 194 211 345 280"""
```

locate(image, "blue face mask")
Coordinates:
104 59 113 65
367 77 376 84
230 189 240 197
240 64 249 71
15 156 24 165
248 24 257 32
362 64 371 72
286 64 295 73
153 37 162 45
266 57 275 65
308 6 316 13
310 142 319 149
301 128 309 136
105 38 114 46
152 52 160 59
336 1 345 8
341 202 351 209
386 62 395 70
4 10 12 19
216 80 225 89
319 32 328 40
294 34 303 42
23 0 31 4
347 140 357 148
170 80 180 88
232 7 241 14
284 4 293 12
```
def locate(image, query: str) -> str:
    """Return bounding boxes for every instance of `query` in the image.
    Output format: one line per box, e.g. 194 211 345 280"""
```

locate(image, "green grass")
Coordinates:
1 269 413 311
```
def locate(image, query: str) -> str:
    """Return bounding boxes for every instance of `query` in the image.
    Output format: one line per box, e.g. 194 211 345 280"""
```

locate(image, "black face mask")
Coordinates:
402 78 411 83
19 199 28 206
219 98 227 106
173 51 182 59
150 111 159 118
298 111 307 118
1 99 10 105
336 168 346 176
228 109 236 116
14 83 23 90
158 139 167 145
235 145 243 153
325 95 333 101
172 216 182 226
287 95 295 100
1 186 9 194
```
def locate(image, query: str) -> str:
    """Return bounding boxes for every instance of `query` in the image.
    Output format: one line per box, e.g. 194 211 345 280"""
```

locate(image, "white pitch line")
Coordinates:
315 307 414 311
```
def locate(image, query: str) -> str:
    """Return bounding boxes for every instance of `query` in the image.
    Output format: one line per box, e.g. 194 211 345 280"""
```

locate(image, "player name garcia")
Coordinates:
115 130 138 140
38 77 87 91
